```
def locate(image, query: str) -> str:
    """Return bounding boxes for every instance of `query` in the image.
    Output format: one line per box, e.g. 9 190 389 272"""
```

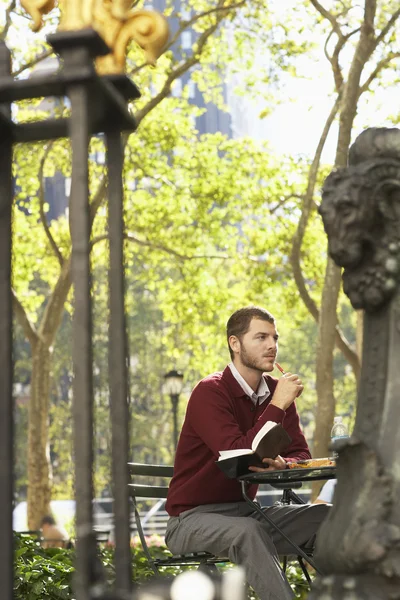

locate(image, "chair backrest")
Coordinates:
128 462 173 499
128 463 174 571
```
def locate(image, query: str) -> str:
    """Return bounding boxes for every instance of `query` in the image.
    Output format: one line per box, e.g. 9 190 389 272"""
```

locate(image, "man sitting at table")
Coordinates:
165 306 329 600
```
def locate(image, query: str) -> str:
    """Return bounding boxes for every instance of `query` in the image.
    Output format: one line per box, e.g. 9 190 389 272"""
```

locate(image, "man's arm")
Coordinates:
281 401 312 462
187 382 284 456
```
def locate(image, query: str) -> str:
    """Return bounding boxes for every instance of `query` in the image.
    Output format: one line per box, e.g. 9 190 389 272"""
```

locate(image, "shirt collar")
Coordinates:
228 362 270 406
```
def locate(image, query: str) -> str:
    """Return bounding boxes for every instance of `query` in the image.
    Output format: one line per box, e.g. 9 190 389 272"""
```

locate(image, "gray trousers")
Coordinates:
165 501 330 600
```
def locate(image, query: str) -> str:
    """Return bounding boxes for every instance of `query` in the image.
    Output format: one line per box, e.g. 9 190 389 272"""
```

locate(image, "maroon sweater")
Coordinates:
166 366 311 516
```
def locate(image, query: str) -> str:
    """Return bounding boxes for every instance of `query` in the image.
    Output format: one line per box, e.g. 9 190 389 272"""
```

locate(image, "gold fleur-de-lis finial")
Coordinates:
19 0 170 73
21 0 57 32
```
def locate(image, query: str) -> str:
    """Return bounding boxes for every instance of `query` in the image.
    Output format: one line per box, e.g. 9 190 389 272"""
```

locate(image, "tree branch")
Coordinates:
335 326 360 378
91 232 230 261
121 1 246 80
269 194 305 215
323 25 360 93
12 289 39 346
0 0 16 42
165 0 246 54
323 28 335 63
89 177 108 225
12 49 53 78
134 3 228 125
373 7 400 48
290 95 340 322
41 165 108 344
289 93 359 377
358 51 400 96
39 256 72 344
309 0 344 39
38 143 64 266
364 0 377 30
329 35 345 92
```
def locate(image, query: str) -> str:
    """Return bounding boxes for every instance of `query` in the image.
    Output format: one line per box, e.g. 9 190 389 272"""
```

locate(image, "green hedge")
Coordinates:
13 534 309 600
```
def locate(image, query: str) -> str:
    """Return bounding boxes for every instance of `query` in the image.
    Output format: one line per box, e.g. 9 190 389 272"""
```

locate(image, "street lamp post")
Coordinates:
163 370 184 450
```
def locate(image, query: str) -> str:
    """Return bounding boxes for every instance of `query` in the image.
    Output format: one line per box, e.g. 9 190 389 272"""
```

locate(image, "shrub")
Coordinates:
13 534 310 599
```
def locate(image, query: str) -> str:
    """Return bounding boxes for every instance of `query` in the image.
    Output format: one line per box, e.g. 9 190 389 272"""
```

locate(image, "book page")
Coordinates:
251 421 278 452
218 448 252 461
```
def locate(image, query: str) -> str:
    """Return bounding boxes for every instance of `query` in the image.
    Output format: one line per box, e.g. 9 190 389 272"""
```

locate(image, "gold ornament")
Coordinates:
91 4 170 73
20 0 170 74
21 0 57 32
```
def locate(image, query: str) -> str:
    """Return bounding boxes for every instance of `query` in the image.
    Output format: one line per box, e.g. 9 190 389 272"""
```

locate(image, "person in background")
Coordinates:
165 306 329 600
40 515 70 548
314 478 336 504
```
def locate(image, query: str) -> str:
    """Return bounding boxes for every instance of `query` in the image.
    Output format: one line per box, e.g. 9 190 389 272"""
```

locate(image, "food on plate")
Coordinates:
288 457 335 469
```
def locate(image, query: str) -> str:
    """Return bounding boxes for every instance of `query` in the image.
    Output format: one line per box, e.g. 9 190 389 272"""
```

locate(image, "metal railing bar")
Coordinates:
107 129 132 595
0 41 14 600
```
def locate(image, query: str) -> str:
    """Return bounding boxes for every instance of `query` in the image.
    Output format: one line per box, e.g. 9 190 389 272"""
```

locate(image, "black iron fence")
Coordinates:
0 29 139 600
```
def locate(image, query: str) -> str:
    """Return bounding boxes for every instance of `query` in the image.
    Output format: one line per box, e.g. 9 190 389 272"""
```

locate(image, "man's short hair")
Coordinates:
226 306 275 360
41 515 56 527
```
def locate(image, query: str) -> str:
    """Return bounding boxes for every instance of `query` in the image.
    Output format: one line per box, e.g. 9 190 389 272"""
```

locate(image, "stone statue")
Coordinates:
320 128 400 311
309 127 400 598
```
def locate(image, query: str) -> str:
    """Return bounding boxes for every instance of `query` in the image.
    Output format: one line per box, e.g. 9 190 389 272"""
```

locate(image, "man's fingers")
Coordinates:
262 458 281 469
262 458 279 468
248 465 273 472
282 372 293 379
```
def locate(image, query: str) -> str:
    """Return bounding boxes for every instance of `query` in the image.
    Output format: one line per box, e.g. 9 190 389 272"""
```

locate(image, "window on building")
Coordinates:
181 7 191 20
188 80 196 99
172 78 182 97
182 31 192 50
65 177 71 196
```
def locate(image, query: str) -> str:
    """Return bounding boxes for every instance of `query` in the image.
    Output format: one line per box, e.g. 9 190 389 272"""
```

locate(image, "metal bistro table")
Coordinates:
239 465 336 574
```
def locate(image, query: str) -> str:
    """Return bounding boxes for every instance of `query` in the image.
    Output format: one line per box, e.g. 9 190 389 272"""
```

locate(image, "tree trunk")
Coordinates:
27 340 52 529
311 8 377 502
313 258 342 453
26 259 72 527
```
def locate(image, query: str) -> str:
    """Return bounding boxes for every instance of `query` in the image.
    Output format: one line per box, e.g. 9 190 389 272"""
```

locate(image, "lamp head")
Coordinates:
163 370 184 396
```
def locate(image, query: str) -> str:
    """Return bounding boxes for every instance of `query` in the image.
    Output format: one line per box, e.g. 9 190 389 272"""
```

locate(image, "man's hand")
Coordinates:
248 455 287 472
270 372 303 411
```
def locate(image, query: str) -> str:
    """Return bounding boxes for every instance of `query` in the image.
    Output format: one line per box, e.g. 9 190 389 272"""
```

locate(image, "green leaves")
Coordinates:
14 535 75 600
9 0 382 509
13 534 309 599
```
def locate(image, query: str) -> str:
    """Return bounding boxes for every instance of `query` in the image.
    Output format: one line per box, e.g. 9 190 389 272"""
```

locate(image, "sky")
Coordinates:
231 0 400 163
258 58 398 163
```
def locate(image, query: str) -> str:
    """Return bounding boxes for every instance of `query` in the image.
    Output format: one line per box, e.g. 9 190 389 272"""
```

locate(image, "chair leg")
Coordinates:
133 505 160 576
297 556 312 586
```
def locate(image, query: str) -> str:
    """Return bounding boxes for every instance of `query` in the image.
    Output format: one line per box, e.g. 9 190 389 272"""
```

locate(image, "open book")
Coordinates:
216 421 292 479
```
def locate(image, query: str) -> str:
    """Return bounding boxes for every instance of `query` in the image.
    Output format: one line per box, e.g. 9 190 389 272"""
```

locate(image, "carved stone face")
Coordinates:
319 169 371 269
319 150 400 312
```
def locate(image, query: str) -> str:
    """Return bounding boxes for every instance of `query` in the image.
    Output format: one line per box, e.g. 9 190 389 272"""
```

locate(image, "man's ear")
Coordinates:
228 335 240 355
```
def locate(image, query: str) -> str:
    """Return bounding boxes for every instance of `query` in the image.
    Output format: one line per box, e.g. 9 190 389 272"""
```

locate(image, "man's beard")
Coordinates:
239 344 271 373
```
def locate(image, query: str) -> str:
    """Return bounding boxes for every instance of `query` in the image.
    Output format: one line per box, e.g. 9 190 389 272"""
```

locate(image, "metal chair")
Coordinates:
128 463 313 588
128 463 230 575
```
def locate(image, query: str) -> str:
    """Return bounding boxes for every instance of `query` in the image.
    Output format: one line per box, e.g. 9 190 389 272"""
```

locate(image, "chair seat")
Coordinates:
154 551 230 567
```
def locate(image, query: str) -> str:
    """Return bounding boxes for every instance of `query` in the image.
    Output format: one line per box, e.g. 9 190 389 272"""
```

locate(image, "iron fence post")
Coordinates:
0 25 141 600
0 41 14 600
106 130 131 595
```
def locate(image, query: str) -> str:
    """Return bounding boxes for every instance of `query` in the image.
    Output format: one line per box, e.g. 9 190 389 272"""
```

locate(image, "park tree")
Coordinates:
4 0 312 527
286 0 400 480
8 0 399 524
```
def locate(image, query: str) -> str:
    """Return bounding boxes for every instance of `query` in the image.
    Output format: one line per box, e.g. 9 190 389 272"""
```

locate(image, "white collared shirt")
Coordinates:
229 362 271 406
